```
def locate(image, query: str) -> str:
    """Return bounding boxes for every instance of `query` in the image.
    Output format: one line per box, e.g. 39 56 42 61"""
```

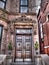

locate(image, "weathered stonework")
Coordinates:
0 0 39 61
6 0 36 13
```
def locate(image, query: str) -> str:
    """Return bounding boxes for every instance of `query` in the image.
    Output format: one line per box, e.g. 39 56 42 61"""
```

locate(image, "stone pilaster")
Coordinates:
1 27 7 54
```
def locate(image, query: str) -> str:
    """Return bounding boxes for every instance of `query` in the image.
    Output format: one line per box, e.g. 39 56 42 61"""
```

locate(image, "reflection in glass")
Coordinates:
0 0 6 9
0 1 4 8
20 7 28 13
20 0 28 13
21 0 27 5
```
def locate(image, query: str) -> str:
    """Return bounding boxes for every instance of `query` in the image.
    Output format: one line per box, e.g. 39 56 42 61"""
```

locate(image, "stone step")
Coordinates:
11 61 35 65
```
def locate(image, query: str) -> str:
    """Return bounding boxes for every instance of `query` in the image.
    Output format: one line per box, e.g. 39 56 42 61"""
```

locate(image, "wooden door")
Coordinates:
16 35 32 61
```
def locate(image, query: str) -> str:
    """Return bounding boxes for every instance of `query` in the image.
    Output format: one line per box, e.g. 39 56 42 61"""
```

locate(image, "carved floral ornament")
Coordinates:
15 17 32 22
13 16 37 25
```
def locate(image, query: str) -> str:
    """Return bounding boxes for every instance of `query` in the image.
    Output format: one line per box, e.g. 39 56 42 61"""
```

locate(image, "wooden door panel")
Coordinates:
16 42 22 51
25 36 31 51
25 51 31 58
16 51 22 58
16 35 22 51
22 50 26 58
16 36 22 42
26 42 31 51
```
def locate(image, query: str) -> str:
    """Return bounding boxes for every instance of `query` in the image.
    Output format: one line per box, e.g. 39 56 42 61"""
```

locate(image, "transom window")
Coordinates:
0 0 7 9
0 26 3 45
20 0 28 13
16 29 32 34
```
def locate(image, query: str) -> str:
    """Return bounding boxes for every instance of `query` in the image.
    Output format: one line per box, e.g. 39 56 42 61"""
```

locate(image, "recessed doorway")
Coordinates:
15 29 32 62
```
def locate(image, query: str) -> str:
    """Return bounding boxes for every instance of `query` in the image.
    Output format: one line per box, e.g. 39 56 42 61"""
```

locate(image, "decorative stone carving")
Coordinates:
10 23 14 34
0 9 8 20
34 30 37 35
15 15 33 22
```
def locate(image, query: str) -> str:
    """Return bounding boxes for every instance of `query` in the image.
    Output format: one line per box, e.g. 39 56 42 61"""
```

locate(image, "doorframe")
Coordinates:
14 27 34 62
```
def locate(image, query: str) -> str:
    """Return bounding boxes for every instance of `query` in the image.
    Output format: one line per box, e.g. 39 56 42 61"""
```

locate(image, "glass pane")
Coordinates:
16 29 32 34
0 1 4 8
3 0 6 1
21 0 27 5
20 7 28 13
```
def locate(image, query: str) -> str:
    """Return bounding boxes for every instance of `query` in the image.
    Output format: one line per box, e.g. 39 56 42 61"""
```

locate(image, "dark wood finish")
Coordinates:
15 29 32 61
16 35 32 60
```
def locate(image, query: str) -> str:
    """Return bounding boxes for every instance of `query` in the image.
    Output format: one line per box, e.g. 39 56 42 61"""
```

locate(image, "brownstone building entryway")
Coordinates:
15 29 32 62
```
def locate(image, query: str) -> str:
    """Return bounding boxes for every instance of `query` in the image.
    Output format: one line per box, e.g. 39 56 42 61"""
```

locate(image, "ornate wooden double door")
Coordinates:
16 29 32 61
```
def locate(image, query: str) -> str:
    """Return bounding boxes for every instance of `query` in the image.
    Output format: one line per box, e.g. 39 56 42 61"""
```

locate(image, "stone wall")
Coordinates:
6 0 36 13
6 0 11 12
0 0 39 59
41 0 49 11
